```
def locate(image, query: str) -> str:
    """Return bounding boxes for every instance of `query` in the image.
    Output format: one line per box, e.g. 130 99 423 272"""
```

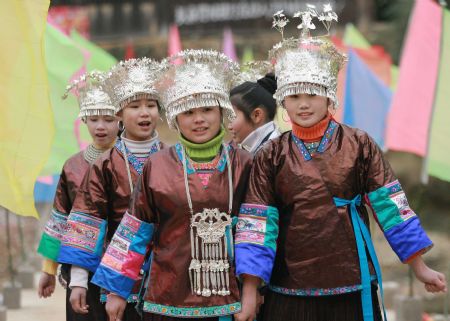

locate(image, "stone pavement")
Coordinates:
5 275 65 321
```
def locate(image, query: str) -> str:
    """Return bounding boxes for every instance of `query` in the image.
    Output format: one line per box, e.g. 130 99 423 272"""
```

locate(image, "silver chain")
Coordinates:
121 140 135 194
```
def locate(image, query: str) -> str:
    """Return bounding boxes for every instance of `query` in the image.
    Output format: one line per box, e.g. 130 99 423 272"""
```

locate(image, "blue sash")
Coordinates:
333 195 387 321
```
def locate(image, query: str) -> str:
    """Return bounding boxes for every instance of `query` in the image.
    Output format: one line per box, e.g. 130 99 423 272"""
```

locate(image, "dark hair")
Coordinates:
230 73 277 122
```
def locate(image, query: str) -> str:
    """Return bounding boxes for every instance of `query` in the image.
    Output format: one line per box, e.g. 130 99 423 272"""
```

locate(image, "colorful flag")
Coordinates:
0 0 53 217
386 0 450 183
241 46 254 64
41 24 85 176
343 50 392 147
168 24 182 64
386 0 442 157
71 29 117 72
222 27 238 61
427 7 450 182
343 23 371 49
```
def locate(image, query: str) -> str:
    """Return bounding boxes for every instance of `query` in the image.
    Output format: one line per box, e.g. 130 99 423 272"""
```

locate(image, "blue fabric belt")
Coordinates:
333 195 387 321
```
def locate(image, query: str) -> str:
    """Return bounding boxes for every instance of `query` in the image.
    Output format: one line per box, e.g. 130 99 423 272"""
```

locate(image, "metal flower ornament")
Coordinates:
318 4 338 34
272 10 290 40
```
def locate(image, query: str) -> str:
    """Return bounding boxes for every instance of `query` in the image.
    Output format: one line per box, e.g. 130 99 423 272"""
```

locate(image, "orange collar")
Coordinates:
292 113 332 142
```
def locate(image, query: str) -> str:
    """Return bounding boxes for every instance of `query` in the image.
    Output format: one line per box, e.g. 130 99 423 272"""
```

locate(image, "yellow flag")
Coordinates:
0 0 53 218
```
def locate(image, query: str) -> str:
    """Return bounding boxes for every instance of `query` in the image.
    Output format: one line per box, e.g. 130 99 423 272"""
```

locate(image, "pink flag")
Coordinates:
385 0 442 156
222 27 237 61
168 24 182 64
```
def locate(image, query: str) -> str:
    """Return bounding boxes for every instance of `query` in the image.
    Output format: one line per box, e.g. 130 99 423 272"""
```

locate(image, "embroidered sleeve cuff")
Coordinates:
367 180 433 263
235 204 279 284
92 213 154 298
92 265 135 299
37 209 68 261
58 211 107 272
384 216 433 263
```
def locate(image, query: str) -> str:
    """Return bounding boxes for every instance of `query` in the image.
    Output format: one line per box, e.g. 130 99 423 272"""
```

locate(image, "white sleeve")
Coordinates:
69 266 89 289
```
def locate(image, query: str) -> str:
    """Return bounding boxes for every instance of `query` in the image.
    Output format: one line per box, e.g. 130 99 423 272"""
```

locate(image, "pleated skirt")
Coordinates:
260 286 382 321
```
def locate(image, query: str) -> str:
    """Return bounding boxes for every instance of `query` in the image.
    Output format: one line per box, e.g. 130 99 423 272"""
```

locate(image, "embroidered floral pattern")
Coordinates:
175 142 232 175
239 204 270 217
191 155 221 188
386 180 416 221
235 204 269 246
292 119 338 161
101 213 144 275
63 212 105 254
269 275 377 296
143 302 241 317
100 292 139 303
44 209 69 240
115 140 160 175
317 119 338 152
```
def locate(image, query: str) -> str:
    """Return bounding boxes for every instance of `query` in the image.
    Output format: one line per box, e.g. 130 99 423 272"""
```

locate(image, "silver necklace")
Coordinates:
83 144 104 164
181 143 234 297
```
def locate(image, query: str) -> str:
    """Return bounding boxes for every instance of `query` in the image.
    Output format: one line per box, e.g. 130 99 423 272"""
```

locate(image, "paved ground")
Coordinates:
5 275 65 321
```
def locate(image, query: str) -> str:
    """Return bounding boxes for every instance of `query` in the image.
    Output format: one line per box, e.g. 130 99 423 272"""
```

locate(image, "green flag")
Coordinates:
71 30 117 72
343 23 371 49
428 8 450 182
41 24 84 176
241 46 254 65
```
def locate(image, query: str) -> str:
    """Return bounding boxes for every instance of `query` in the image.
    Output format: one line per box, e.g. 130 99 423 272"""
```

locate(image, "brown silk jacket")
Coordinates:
92 143 253 317
235 122 432 292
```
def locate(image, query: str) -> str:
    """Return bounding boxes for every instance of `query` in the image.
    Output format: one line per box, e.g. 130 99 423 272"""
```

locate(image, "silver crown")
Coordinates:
157 49 239 129
63 70 115 119
102 58 161 113
270 5 346 107
232 61 274 87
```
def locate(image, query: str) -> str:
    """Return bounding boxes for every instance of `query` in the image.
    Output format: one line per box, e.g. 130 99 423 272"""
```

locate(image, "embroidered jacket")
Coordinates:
92 144 253 318
58 139 164 302
235 121 433 293
37 151 90 262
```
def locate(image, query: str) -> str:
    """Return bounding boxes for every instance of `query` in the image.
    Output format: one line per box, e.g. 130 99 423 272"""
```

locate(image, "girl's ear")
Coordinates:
251 107 265 125
327 98 336 114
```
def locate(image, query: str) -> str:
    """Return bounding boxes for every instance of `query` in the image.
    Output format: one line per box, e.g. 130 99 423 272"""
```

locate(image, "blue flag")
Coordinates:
343 49 393 148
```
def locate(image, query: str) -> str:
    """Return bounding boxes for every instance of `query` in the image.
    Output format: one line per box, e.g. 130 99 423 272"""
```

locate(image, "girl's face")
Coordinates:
85 115 118 149
119 98 159 141
228 106 255 144
283 93 331 128
176 106 222 144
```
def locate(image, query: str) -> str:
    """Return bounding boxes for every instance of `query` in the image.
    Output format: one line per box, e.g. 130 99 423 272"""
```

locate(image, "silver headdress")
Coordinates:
232 60 274 87
157 49 240 129
269 5 346 107
63 70 115 119
102 58 161 113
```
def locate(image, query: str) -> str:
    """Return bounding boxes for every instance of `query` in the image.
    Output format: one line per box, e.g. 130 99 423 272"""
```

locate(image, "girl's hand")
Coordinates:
234 274 261 321
105 293 127 321
70 286 89 314
38 272 56 298
409 256 447 293
235 290 257 321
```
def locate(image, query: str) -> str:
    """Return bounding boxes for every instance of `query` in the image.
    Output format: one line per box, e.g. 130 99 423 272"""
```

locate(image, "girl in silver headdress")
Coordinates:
92 49 253 321
234 6 447 321
37 71 118 321
57 58 167 321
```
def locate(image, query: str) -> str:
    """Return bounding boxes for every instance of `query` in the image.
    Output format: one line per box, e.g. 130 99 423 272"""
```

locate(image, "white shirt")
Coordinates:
121 130 160 157
240 121 281 154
